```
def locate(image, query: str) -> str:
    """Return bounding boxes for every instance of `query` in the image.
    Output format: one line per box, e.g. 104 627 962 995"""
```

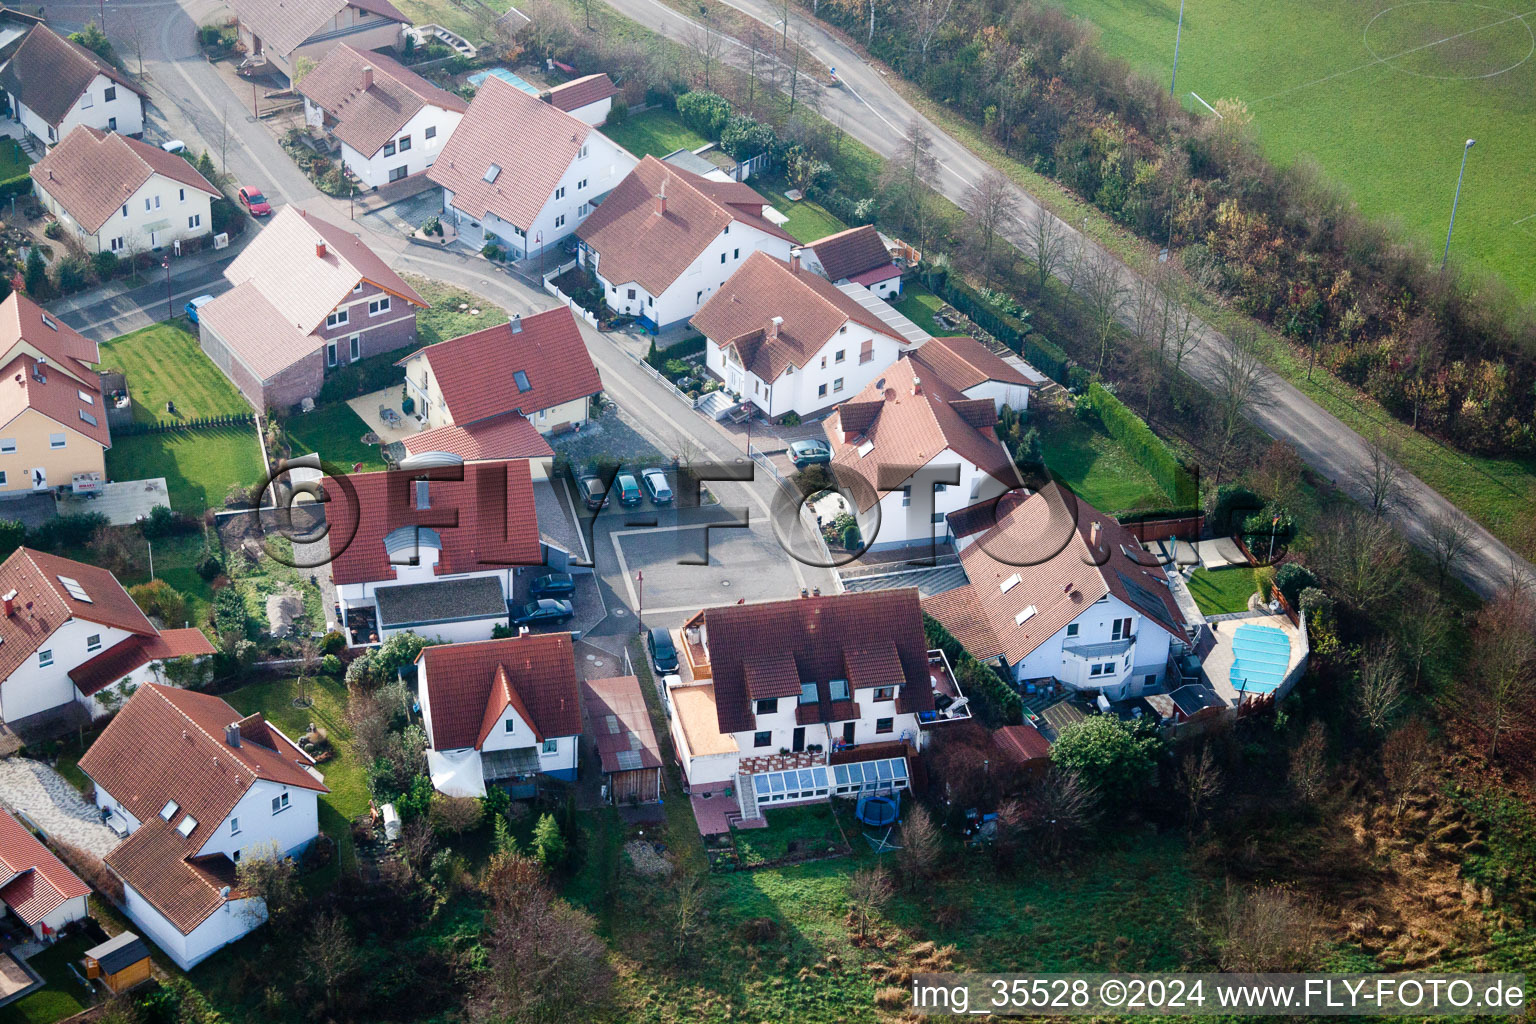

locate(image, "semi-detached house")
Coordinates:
0 23 145 146
229 0 410 86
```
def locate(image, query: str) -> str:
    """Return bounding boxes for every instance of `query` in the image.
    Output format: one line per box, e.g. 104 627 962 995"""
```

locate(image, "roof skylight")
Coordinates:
1014 604 1038 626
999 573 1021 593
483 164 501 183
176 815 198 837
160 800 179 821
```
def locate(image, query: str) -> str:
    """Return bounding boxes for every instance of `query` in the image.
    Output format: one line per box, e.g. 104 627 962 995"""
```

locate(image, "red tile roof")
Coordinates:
69 628 216 696
32 126 219 233
0 294 105 445
581 675 662 774
576 155 794 296
547 74 619 113
80 684 326 934
398 307 601 425
692 252 906 380
825 356 1019 512
913 335 1044 391
993 723 1051 764
802 225 893 283
298 44 467 157
702 590 935 734
0 24 143 128
230 0 408 59
400 412 555 462
416 634 582 750
0 807 90 927
429 75 590 230
324 461 542 587
0 548 154 682
921 585 1004 661
196 280 321 383
0 292 100 375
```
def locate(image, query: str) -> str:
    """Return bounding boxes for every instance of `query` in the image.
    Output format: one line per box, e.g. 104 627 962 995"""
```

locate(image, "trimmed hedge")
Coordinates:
935 273 1033 354
923 613 1023 728
1024 334 1071 383
1082 382 1197 506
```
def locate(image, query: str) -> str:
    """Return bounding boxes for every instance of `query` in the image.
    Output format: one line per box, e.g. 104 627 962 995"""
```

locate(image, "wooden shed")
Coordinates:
582 676 663 804
82 932 152 994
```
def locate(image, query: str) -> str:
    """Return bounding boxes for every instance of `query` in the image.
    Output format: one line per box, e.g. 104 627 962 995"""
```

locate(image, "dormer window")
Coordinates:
160 800 179 820
829 679 849 701
799 682 817 704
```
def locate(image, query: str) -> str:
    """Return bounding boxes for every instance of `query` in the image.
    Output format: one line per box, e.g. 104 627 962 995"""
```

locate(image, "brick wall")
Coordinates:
262 350 325 414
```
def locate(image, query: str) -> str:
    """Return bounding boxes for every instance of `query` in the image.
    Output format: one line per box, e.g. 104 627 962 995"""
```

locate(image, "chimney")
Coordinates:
790 251 801 274
1 590 15 617
767 315 783 341
361 65 374 91
315 241 327 259
911 376 922 396
224 723 241 747
1090 521 1101 547
655 176 668 216
539 89 553 104
510 313 522 334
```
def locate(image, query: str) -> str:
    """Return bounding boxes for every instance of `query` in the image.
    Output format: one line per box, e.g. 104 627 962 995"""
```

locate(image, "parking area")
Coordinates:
510 567 607 637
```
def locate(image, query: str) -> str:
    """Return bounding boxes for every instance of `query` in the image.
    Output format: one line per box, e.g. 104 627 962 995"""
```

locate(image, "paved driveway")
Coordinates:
0 759 121 859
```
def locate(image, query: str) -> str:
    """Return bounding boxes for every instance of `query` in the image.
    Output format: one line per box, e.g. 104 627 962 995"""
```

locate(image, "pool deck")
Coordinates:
1201 612 1306 705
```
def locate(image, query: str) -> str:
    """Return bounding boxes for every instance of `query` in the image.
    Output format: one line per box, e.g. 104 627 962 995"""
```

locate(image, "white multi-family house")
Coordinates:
544 74 620 127
794 225 905 300
0 23 145 146
415 633 583 797
666 590 970 826
823 355 1021 551
694 252 916 419
230 0 410 85
78 684 328 969
923 482 1193 701
576 155 796 332
30 126 220 255
0 548 214 726
326 461 544 647
298 45 467 190
430 75 635 261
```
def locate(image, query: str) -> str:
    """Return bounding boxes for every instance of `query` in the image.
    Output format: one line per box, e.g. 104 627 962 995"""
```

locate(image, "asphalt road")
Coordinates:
598 0 1534 598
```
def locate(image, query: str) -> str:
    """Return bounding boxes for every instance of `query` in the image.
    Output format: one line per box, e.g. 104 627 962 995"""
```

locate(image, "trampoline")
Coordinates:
467 68 543 95
1230 623 1291 695
855 793 899 827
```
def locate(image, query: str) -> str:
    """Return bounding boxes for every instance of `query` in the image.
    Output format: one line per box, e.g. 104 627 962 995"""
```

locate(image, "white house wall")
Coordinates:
31 893 89 940
336 104 464 189
705 322 907 419
1009 594 1175 699
122 881 264 970
0 619 135 722
963 380 1031 414
36 172 213 254
12 73 144 144
864 452 1004 550
193 779 321 865
597 222 793 330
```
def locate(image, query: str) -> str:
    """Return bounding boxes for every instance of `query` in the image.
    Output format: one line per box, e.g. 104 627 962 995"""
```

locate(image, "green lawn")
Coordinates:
1187 566 1261 616
1037 409 1168 513
892 281 967 337
1056 0 1536 299
283 401 387 472
223 675 368 882
0 935 94 1024
601 107 709 159
391 0 521 44
404 274 513 345
731 802 848 867
105 425 264 515
755 173 846 243
95 320 251 425
0 137 31 182
58 531 215 627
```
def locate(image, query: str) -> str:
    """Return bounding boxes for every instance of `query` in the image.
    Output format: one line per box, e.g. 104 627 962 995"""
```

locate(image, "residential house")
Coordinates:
667 590 970 824
397 306 601 438
31 126 220 255
907 333 1045 414
823 355 1020 550
298 45 467 190
0 807 90 942
325 461 543 647
0 23 145 146
0 548 214 725
582 675 662 804
394 412 554 467
429 75 635 260
78 684 328 969
795 225 904 300
922 482 1193 700
576 155 796 331
544 73 619 126
0 292 109 496
197 207 427 411
415 633 582 797
229 0 410 85
693 252 914 419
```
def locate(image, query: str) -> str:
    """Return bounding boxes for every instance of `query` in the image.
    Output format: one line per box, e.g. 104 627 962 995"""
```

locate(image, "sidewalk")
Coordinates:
44 226 258 319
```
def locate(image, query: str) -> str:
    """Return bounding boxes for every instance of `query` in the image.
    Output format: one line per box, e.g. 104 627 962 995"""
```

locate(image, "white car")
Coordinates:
642 468 672 503
160 139 187 153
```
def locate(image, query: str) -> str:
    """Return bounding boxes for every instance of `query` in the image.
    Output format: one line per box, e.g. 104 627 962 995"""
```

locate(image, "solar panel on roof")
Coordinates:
57 575 92 603
1115 570 1177 632
615 749 643 770
605 714 619 734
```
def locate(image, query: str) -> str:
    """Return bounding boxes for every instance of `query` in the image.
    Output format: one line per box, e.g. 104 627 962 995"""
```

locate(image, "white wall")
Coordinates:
964 380 1031 414
379 614 502 645
339 566 515 648
727 694 923 757
1009 594 1175 698
595 221 793 330
38 171 213 254
335 103 464 189
194 780 321 865
31 893 89 940
122 882 264 970
669 707 739 787
0 619 135 722
864 451 1008 550
706 322 907 419
562 96 613 127
13 73 144 144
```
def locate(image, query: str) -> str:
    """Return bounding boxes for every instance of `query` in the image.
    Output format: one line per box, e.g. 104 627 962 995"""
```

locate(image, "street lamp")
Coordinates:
1441 138 1475 271
162 257 171 319
1170 0 1187 99
635 570 644 635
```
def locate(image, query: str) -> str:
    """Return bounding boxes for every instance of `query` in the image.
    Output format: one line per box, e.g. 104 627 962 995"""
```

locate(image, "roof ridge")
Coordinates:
147 685 258 786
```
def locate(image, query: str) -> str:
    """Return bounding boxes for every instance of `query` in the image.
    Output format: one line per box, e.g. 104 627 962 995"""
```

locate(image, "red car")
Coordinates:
238 186 272 216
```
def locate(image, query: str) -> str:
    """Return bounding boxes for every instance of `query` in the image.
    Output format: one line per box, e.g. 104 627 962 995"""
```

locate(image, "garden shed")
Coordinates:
582 676 663 805
82 932 152 994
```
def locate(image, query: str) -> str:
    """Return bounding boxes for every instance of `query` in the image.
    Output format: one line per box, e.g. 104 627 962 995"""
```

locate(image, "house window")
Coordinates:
349 335 360 362
833 378 844 392
873 686 895 702
753 731 772 748
817 383 827 398
38 649 53 668
188 214 201 229
578 202 589 217
0 471 6 487
627 288 636 300
696 290 703 303
859 339 873 363
179 188 186 201
105 86 116 102
353 282 364 294
1089 663 1115 677
0 439 13 453
720 253 726 264
326 309 349 328
554 186 565 200
799 682 817 705
1112 617 1133 640
835 349 845 363
369 297 391 315
389 165 408 182
271 792 290 814
931 512 945 524
398 135 411 151
383 141 396 156
542 739 558 754
230 817 240 834
579 144 588 157
107 117 117 131
47 126 55 142
1066 623 1079 638
326 342 338 367
505 719 516 733
109 237 124 252
160 801 179 820
554 214 565 228
81 91 94 109
734 248 740 259
122 205 128 218
425 125 437 139
829 679 849 701
577 178 587 189
87 634 102 652
839 325 848 334
755 698 778 715
49 433 66 449
875 717 894 734
513 370 531 392
901 486 911 507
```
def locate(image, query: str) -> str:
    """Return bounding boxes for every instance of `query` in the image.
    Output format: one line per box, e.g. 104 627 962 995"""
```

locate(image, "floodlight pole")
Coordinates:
1441 138 1474 271
1170 0 1186 99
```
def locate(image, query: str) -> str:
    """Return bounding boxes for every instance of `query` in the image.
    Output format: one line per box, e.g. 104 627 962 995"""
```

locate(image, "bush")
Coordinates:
675 90 732 138
1081 382 1197 506
23 248 47 298
931 271 1032 353
140 504 178 539
320 654 343 676
0 520 23 560
1051 715 1163 804
196 550 223 580
321 630 346 655
1273 563 1317 610
130 579 187 627
28 512 108 550
606 99 629 126
721 114 778 160
92 250 119 280
1212 484 1264 535
211 197 246 238
43 221 63 240
213 585 248 639
1024 334 1072 383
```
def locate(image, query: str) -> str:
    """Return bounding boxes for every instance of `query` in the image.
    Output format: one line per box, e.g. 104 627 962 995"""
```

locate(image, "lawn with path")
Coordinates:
753 173 846 243
1187 566 1261 616
94 320 251 425
893 281 967 338
105 425 264 515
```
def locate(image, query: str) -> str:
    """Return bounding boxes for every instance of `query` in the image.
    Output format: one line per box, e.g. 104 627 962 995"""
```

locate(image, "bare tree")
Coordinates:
1288 721 1328 806
879 118 939 247
1250 440 1305 503
1026 767 1097 859
1425 509 1472 588
1162 273 1202 376
1465 587 1536 760
1176 745 1223 835
1309 508 1406 612
1021 206 1070 296
1210 328 1273 484
963 168 1018 285
685 5 725 90
1074 246 1128 379
398 817 436 880
847 864 894 940
903 0 957 63
671 864 707 958
430 793 486 835
1357 428 1402 516
1354 641 1405 734
304 911 358 1012
898 804 942 889
1395 589 1448 692
235 842 297 931
218 105 231 177
1381 719 1432 817
1219 885 1321 972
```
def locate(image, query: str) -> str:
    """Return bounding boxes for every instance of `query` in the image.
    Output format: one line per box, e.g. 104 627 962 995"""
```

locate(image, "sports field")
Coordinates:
1056 0 1536 297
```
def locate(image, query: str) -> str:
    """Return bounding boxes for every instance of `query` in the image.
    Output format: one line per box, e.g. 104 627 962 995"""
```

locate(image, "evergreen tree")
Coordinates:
532 813 565 867
24 248 47 298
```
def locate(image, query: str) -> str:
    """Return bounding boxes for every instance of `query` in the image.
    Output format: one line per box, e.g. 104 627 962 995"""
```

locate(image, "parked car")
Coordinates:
160 139 186 154
238 186 272 217
529 572 575 599
789 439 832 469
511 599 574 628
647 627 679 673
641 468 672 504
184 294 215 323
576 473 609 511
615 473 642 506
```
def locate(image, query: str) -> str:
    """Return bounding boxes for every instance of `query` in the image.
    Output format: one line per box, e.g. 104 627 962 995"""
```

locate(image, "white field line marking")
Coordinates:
1512 211 1536 225
1252 5 1536 104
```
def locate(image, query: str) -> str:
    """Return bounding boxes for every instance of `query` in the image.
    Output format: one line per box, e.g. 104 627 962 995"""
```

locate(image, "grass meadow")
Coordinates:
1055 0 1536 297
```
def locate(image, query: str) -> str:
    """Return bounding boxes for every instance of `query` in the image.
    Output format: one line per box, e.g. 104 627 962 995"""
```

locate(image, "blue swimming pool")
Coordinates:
1230 623 1291 695
467 68 541 95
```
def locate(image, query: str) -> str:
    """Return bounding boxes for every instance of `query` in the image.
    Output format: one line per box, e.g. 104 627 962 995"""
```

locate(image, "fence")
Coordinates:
541 259 599 328
1118 513 1204 542
112 412 256 436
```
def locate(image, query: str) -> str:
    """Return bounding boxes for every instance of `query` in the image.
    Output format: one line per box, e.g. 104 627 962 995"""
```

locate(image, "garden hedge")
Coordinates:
923 613 1023 728
1082 382 1197 506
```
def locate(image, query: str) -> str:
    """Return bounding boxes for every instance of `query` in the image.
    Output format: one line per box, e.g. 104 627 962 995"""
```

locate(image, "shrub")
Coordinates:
43 221 63 240
130 579 187 626
321 630 345 655
532 812 566 866
1212 484 1264 535
1082 382 1196 506
28 512 108 550
1051 715 1163 804
213 585 248 639
0 519 23 560
211 197 246 237
23 247 46 298
721 114 778 160
320 654 343 676
140 504 178 539
197 550 223 580
1274 563 1317 610
675 90 732 137
606 99 629 126
92 250 119 280
1024 334 1072 383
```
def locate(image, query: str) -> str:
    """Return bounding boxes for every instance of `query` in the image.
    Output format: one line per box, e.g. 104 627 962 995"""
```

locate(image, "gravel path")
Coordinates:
0 758 121 858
